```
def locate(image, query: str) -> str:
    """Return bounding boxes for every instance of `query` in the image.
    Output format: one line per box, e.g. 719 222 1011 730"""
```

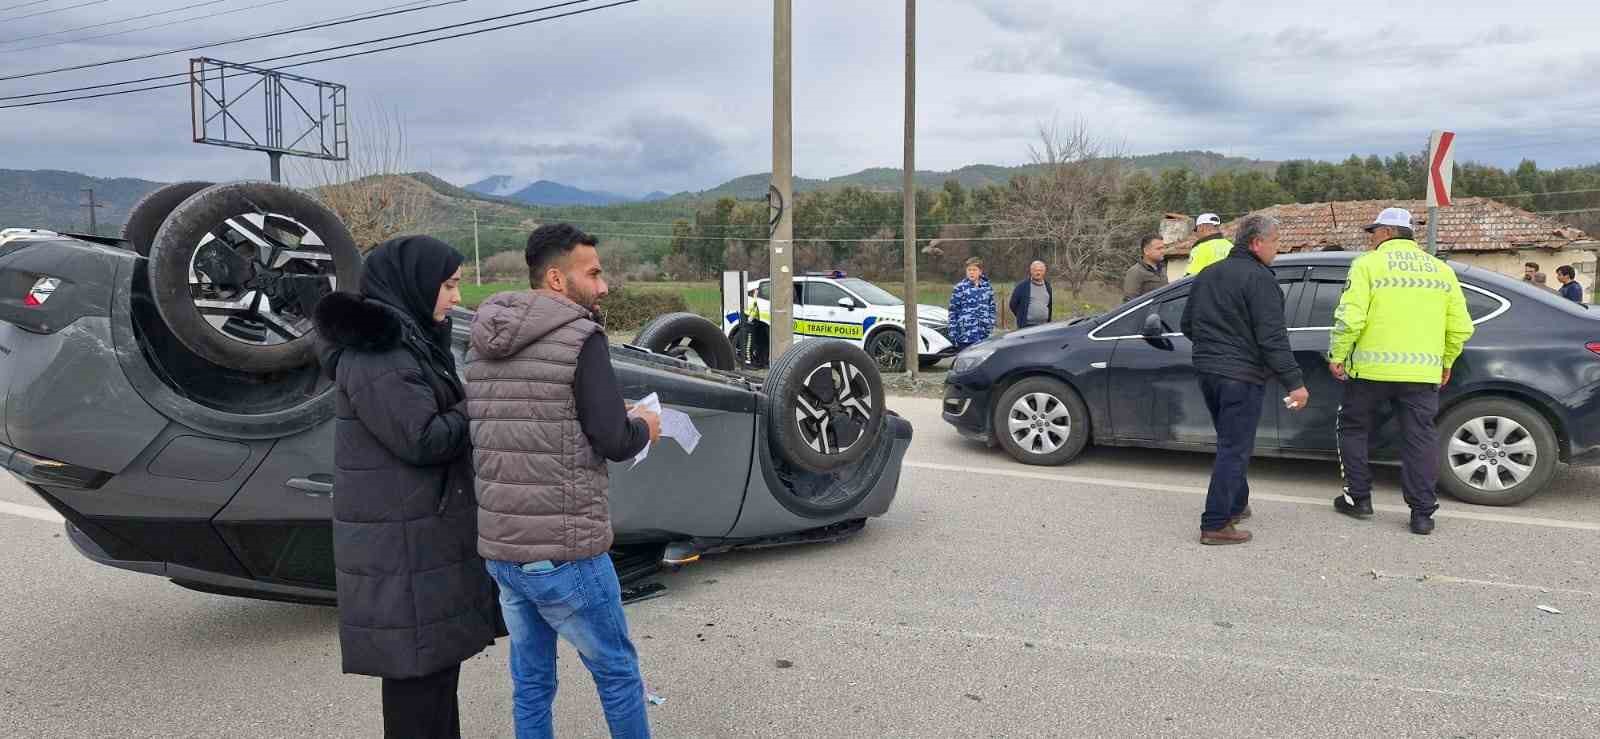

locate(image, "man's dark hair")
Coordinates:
1557 265 1576 279
1140 234 1163 250
1526 261 1540 271
525 224 598 288
1320 244 1345 252
1393 226 1414 240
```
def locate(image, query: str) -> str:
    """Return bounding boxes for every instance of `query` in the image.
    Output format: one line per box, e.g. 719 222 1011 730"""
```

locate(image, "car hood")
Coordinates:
913 305 948 323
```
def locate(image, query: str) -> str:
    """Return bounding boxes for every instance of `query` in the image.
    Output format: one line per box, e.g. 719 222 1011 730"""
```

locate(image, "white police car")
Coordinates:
722 271 956 371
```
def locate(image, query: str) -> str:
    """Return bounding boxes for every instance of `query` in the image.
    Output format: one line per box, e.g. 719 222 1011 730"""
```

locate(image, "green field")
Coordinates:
460 279 1120 325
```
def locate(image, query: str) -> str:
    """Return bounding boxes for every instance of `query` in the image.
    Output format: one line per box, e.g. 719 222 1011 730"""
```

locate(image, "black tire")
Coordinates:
1435 398 1558 506
121 181 213 256
635 312 737 371
149 181 361 374
991 376 1090 466
764 339 885 473
864 328 907 373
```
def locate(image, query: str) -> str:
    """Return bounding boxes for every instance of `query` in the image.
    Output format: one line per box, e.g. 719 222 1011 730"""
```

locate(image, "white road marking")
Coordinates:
0 500 63 523
905 461 1600 532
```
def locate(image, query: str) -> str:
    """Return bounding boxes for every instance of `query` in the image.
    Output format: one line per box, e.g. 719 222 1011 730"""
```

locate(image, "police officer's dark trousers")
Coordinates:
1337 378 1440 515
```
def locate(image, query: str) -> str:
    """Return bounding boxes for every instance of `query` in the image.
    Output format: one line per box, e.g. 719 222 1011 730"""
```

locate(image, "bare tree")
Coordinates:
293 104 431 253
997 120 1154 298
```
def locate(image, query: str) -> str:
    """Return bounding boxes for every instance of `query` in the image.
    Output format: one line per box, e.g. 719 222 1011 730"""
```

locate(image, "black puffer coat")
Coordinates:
314 243 499 680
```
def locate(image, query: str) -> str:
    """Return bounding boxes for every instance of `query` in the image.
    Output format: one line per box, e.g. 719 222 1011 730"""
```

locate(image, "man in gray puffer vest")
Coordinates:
465 224 661 739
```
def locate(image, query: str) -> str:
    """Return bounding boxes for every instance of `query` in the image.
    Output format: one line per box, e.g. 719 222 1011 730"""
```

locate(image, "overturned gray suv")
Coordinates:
0 181 908 605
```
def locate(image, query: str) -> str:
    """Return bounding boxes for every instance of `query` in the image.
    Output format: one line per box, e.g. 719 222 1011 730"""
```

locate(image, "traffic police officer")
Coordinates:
1327 207 1475 535
1184 213 1233 276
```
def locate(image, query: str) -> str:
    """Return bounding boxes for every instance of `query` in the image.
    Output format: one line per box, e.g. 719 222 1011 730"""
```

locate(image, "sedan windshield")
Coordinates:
839 278 903 306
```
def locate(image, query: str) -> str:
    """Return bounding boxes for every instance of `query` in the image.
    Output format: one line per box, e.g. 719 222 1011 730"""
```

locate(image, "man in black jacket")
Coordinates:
1008 260 1053 329
1180 215 1310 545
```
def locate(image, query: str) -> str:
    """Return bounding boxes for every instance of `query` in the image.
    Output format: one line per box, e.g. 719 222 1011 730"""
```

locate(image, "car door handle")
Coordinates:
286 474 333 496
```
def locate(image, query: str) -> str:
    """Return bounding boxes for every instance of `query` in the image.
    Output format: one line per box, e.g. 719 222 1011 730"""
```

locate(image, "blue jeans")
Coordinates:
485 554 650 739
1198 373 1264 531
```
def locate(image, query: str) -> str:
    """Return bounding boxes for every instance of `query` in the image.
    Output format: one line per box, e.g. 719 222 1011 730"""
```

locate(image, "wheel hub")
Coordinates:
1446 415 1537 493
189 213 337 347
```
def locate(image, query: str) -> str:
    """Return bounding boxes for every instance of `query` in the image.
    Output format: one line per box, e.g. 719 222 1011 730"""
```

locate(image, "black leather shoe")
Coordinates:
1333 494 1374 518
1410 515 1435 535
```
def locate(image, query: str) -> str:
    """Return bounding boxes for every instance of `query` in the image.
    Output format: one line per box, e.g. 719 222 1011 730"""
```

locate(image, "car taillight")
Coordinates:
1588 342 1600 358
24 276 59 307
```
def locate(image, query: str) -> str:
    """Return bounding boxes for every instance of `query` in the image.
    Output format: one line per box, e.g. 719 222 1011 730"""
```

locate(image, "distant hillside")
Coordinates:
0 169 163 234
689 151 1279 200
465 176 636 207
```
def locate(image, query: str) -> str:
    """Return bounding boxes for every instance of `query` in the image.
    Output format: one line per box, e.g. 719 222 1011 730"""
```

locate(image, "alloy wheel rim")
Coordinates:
793 360 876 455
1007 392 1070 455
1446 415 1537 492
187 212 337 347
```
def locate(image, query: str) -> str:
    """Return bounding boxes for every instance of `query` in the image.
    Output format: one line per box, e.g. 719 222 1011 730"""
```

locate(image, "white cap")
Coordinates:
1196 213 1222 226
1365 207 1413 232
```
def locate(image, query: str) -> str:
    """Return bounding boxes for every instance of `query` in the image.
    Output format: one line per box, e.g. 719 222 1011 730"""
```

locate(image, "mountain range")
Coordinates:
0 151 1278 232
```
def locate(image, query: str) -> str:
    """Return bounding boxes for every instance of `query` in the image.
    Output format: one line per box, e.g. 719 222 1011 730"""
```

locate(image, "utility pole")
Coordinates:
473 207 482 286
80 188 101 236
769 0 794 360
902 0 919 378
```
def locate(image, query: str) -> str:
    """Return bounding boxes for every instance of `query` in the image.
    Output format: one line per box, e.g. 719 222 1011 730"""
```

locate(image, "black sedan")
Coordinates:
941 252 1600 506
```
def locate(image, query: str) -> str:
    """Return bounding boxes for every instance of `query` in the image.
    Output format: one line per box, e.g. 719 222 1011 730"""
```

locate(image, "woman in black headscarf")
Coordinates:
314 236 499 739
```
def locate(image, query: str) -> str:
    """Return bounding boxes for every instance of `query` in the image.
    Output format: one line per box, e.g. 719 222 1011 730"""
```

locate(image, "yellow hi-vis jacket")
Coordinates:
1184 235 1234 276
1328 239 1475 383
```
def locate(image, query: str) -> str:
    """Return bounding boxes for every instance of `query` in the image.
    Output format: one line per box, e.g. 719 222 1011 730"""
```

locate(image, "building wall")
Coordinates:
1165 247 1597 293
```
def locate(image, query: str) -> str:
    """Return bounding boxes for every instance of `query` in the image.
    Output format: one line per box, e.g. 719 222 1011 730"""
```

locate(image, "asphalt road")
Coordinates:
2 397 1597 738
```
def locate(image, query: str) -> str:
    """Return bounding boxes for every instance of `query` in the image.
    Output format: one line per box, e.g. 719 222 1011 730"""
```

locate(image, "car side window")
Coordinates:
1302 279 1345 329
1464 288 1503 321
1156 295 1187 333
1099 302 1152 337
803 282 850 306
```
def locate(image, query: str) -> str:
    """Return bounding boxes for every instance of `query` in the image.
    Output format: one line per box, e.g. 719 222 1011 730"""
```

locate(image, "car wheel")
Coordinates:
148 182 361 374
634 312 737 371
864 328 907 373
991 376 1090 466
1436 398 1558 506
764 339 884 473
121 181 213 256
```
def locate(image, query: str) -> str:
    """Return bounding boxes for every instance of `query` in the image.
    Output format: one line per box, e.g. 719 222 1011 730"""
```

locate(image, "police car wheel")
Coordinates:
148 181 361 374
635 312 738 371
990 376 1090 466
1435 398 1557 506
864 328 907 373
765 339 884 473
122 181 214 256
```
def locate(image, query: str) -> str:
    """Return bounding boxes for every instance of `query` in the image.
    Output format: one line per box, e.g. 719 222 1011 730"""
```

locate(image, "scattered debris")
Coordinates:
702 579 718 585
963 693 983 702
1023 642 1035 648
775 659 794 669
1213 621 1234 629
1537 605 1563 615
647 694 667 707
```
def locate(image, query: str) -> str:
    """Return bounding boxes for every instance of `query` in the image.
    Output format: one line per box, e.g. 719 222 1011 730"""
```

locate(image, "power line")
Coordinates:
6 0 296 55
0 0 468 83
0 0 638 109
474 225 1053 243
0 0 107 24
0 1 55 14
2 0 230 47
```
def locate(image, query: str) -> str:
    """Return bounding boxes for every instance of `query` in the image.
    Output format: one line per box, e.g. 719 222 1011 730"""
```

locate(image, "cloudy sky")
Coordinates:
1 0 1596 196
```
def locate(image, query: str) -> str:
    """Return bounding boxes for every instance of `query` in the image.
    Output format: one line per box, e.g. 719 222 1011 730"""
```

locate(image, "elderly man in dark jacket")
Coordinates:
1180 215 1310 545
1008 260 1054 329
467 224 661 739
315 236 502 739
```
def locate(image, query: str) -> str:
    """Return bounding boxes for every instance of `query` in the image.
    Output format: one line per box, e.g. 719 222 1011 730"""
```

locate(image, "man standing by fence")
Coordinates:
1008 260 1054 329
1181 215 1309 545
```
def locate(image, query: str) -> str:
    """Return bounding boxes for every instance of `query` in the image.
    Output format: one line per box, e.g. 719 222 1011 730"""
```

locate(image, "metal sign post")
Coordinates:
1425 129 1456 256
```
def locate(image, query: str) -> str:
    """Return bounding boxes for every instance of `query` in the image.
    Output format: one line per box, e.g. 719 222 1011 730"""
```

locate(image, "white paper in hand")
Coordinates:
629 393 701 467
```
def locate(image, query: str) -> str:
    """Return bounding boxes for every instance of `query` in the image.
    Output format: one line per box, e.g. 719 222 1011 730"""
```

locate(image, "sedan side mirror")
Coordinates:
837 297 859 310
1141 313 1165 338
